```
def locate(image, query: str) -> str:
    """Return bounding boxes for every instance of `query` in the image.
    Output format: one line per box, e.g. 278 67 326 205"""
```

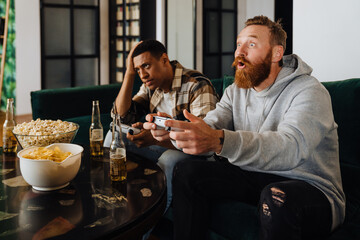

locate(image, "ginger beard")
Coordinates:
232 50 272 89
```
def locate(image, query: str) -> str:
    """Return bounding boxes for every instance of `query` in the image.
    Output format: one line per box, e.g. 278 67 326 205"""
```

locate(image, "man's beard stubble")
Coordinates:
232 51 272 89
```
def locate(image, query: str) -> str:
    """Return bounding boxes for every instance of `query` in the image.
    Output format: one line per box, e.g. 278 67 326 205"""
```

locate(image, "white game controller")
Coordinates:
152 116 170 130
120 123 141 135
152 116 183 150
152 116 182 131
111 122 141 135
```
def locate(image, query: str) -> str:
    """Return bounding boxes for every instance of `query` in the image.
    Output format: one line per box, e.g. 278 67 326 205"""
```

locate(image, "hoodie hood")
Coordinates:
255 54 313 97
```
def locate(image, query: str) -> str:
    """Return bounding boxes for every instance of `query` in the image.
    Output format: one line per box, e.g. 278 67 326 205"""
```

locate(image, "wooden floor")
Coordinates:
0 110 32 146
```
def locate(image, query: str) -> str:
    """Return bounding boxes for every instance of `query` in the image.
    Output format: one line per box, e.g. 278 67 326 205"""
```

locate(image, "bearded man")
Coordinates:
144 15 345 239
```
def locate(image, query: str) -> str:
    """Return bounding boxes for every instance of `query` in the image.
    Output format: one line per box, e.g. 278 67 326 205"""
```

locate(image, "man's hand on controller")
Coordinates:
165 109 224 155
144 112 172 142
126 122 158 148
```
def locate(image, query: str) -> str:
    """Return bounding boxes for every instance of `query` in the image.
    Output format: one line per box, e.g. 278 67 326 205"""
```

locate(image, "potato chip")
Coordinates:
22 146 72 162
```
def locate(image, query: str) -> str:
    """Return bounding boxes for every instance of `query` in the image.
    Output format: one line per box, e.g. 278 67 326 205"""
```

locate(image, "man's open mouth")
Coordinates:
238 61 246 69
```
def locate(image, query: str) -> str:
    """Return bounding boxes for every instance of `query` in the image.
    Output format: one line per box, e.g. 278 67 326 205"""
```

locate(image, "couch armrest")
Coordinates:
31 83 122 120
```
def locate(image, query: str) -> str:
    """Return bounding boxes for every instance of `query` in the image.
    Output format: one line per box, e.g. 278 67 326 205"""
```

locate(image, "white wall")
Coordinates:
156 0 166 44
293 0 360 82
15 0 41 115
195 0 203 71
167 0 195 69
239 0 360 82
244 0 274 27
99 0 109 85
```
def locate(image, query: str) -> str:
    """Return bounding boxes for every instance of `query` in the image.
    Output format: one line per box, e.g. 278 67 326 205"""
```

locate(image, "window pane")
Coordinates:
74 0 98 6
43 0 70 4
44 7 70 55
222 0 235 10
74 9 97 55
206 12 219 53
222 12 235 52
204 0 218 9
222 54 235 76
203 56 220 79
44 59 71 89
75 58 98 86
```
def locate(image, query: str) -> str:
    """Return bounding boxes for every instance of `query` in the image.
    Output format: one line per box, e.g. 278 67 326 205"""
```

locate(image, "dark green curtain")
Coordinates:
0 0 15 111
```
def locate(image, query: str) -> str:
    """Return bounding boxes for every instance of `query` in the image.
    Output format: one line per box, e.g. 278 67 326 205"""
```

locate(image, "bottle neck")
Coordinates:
92 104 101 124
111 114 125 146
5 100 15 122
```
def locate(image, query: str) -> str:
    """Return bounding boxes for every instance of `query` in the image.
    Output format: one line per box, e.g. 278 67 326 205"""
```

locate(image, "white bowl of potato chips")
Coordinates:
18 143 84 191
13 119 79 149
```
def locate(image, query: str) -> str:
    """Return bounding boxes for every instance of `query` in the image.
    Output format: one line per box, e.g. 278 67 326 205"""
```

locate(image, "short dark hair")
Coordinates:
132 40 167 59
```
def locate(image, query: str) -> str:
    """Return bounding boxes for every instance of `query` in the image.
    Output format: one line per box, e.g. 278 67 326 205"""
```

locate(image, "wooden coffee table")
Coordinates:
0 147 166 240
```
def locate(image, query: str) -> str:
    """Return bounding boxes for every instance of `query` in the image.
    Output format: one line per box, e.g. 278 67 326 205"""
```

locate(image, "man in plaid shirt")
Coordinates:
104 39 219 210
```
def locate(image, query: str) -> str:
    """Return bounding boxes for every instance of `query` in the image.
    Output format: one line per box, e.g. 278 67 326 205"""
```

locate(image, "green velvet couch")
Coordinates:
30 77 360 239
31 77 142 146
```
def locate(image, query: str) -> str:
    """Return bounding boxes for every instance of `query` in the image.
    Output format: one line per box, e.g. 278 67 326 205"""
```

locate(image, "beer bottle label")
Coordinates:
115 148 125 156
91 129 103 141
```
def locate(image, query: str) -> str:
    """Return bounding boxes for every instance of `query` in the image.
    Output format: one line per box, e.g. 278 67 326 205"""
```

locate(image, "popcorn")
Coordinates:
13 119 78 148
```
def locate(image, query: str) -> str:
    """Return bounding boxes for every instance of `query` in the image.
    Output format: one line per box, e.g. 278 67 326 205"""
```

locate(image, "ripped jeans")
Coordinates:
172 160 332 240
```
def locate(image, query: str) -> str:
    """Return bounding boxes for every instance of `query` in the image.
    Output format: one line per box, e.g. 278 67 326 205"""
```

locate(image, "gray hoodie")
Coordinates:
204 54 345 230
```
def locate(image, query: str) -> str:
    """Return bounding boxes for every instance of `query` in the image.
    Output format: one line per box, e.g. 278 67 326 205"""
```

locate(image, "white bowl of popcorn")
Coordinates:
18 143 84 191
13 119 79 149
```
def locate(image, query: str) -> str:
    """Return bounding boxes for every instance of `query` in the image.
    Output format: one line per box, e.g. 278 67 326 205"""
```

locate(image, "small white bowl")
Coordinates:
18 143 84 191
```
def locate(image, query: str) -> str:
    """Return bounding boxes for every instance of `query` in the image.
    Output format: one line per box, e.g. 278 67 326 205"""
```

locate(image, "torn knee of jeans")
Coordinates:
262 203 271 217
270 187 286 207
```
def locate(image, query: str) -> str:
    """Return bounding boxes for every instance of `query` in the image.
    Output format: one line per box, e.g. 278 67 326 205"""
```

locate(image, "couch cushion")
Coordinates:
64 114 112 146
223 75 234 92
31 84 122 120
210 75 234 99
211 78 225 97
321 79 360 167
322 79 360 239
322 79 360 200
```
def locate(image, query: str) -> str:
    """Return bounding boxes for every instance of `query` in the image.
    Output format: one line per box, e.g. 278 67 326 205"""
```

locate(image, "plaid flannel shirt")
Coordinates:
119 60 219 124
